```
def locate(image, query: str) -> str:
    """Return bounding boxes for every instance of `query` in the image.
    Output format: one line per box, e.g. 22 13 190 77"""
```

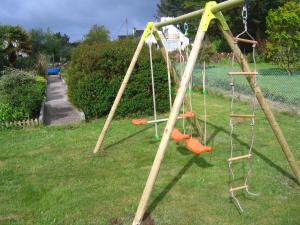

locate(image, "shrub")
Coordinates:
35 54 48 76
0 53 9 72
0 103 26 122
67 39 172 119
0 69 46 119
197 39 217 63
266 2 300 75
14 56 35 70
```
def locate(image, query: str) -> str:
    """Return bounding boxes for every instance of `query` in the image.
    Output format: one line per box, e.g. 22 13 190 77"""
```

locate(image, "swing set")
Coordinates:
92 0 300 224
133 30 211 155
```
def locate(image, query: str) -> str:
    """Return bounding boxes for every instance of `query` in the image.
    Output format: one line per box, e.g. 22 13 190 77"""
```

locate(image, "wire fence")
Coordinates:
176 62 300 113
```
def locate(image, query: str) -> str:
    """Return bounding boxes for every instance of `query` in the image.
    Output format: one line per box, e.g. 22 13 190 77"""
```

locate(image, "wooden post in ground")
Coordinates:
93 38 145 154
155 30 204 139
219 26 300 185
131 25 206 225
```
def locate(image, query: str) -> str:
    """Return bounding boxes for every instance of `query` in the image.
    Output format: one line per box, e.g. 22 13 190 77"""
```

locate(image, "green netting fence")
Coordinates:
176 63 300 108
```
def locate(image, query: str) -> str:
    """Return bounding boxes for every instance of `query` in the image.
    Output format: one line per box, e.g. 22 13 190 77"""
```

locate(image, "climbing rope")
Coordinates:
228 1 258 213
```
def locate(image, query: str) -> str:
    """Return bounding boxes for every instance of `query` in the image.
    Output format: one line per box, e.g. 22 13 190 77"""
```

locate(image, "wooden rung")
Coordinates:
228 72 258 76
230 114 256 118
229 185 248 192
234 38 258 45
228 154 252 162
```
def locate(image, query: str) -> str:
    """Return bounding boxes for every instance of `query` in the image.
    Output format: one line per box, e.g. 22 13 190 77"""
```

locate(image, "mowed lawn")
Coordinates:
0 94 300 225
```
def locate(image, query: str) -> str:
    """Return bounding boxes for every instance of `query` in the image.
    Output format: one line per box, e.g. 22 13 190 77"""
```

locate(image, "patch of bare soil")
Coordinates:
110 213 155 225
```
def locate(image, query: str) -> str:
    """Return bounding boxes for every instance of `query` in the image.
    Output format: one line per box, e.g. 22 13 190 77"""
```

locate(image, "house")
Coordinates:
118 28 144 40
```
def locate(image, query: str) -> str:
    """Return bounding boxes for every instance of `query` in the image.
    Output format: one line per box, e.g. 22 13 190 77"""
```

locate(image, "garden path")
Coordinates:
44 75 84 126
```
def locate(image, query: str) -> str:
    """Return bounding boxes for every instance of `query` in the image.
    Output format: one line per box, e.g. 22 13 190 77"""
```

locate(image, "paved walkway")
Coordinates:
44 75 84 126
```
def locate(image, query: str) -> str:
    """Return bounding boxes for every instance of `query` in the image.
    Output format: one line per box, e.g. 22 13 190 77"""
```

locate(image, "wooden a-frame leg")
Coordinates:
93 38 145 154
131 26 207 225
219 26 300 185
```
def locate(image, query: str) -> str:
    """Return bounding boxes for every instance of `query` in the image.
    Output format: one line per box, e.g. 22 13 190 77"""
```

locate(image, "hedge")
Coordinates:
0 69 46 121
67 39 173 119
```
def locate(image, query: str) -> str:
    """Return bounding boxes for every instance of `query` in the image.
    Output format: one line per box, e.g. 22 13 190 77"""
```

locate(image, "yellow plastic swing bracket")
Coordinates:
142 22 160 41
199 1 229 32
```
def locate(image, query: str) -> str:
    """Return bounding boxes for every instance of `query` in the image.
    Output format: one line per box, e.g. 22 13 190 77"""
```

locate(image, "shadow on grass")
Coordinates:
145 119 297 215
146 155 213 215
99 125 154 156
202 120 297 184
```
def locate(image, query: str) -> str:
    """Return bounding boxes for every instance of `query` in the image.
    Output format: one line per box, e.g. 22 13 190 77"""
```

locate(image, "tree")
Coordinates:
266 1 300 75
156 0 286 41
0 26 31 66
30 28 72 62
84 25 110 44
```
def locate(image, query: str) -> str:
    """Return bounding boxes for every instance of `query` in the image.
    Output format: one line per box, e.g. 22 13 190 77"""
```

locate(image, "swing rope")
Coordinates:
160 24 173 112
177 38 187 135
202 61 207 146
148 34 159 140
166 49 173 111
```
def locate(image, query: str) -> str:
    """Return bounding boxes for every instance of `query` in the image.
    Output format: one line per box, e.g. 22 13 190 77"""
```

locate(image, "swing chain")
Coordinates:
242 5 248 32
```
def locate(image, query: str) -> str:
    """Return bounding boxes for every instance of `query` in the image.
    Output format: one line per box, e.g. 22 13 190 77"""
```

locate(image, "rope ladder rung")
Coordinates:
229 114 256 118
229 185 248 193
234 37 258 45
228 154 252 162
228 72 258 76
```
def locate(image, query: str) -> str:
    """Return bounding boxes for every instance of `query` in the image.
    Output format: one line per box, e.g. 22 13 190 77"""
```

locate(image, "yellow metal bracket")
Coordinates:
142 22 160 41
200 1 229 32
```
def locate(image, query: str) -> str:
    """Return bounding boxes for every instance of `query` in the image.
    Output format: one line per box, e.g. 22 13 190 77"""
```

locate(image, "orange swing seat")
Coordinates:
132 119 148 125
171 129 191 143
179 112 195 118
185 138 212 155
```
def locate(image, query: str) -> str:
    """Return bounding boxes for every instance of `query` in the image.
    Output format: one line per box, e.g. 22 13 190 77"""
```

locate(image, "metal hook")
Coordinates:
184 22 189 35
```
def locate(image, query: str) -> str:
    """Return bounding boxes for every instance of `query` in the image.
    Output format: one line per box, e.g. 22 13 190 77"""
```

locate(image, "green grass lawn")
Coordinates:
0 93 300 225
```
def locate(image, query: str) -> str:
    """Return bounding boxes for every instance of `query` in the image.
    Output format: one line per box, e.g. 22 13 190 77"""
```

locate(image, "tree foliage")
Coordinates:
0 69 46 119
266 1 300 74
67 39 171 119
30 29 72 63
83 25 110 44
156 0 286 42
0 26 31 66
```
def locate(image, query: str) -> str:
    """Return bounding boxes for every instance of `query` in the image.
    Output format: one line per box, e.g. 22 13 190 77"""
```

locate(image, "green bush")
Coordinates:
35 54 48 76
198 39 217 63
0 53 9 72
67 39 172 119
36 75 47 95
0 69 46 119
0 103 26 122
14 56 35 70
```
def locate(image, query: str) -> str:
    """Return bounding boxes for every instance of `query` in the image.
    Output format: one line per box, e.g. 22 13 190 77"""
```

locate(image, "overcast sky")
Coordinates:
0 0 160 42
